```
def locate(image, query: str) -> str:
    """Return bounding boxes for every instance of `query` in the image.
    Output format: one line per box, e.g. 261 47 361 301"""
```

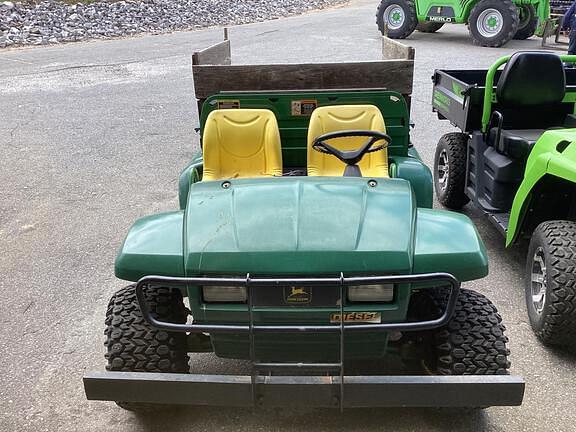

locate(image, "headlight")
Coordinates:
202 286 247 303
348 284 394 302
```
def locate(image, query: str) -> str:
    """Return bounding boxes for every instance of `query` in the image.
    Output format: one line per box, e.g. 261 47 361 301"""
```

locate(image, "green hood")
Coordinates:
184 177 416 275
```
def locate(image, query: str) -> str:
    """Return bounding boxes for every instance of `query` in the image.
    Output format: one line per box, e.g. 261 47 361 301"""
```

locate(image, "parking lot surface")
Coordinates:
1 1 575 430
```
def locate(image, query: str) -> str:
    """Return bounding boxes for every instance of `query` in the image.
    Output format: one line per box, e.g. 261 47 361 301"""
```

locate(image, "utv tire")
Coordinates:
416 22 444 33
105 284 189 411
514 5 537 40
376 0 418 39
412 288 511 375
468 0 519 47
525 221 576 347
434 132 469 209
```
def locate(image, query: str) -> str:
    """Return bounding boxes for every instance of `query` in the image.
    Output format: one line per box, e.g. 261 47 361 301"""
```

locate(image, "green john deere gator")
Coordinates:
376 0 554 47
83 39 524 410
432 51 576 348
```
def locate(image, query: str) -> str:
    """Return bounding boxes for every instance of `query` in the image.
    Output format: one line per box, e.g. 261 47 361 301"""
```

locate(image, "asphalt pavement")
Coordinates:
1 0 575 430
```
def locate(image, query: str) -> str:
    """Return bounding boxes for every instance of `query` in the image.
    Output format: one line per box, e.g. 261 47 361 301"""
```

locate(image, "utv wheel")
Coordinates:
434 132 469 209
468 0 519 47
514 5 537 40
525 221 576 347
105 284 189 411
416 22 444 33
376 0 418 39
411 288 511 376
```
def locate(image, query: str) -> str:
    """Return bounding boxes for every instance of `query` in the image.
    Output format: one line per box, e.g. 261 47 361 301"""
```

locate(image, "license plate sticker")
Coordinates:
330 312 381 323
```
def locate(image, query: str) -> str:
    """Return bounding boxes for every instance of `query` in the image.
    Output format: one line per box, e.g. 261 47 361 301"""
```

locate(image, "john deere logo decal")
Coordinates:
284 287 312 304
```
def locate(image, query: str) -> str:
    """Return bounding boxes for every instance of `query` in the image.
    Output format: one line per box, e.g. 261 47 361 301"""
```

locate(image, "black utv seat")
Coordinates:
490 129 546 159
489 52 567 159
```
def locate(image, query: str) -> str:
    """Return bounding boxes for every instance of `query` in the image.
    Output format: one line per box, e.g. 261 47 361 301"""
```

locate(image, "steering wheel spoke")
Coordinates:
312 130 391 176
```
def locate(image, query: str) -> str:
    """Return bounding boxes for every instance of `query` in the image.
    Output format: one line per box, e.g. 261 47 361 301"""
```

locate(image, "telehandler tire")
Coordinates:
468 0 519 47
105 284 189 411
376 0 418 39
514 5 537 40
434 132 469 209
526 221 576 348
416 22 444 33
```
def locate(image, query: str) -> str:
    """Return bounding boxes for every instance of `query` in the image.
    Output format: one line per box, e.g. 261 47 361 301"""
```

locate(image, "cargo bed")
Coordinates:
432 68 576 132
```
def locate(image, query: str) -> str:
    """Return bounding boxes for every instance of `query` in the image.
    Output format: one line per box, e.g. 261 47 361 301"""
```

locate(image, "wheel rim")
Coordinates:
476 8 504 38
437 149 449 191
531 247 547 314
384 5 405 30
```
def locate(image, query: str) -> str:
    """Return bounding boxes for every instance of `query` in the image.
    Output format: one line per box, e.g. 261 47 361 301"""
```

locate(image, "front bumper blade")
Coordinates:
84 372 524 408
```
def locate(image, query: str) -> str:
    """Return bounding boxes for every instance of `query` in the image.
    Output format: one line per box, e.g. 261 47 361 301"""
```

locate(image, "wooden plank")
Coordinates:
193 60 413 100
192 39 231 66
381 36 415 60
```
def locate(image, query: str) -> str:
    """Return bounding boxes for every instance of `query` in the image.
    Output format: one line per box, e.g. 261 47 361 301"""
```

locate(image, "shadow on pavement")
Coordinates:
132 405 490 432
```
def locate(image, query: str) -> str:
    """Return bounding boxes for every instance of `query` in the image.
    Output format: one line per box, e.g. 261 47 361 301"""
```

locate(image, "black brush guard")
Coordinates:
84 273 525 409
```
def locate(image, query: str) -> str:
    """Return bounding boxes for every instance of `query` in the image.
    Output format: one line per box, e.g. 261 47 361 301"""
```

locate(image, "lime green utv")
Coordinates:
432 51 576 348
377 0 553 47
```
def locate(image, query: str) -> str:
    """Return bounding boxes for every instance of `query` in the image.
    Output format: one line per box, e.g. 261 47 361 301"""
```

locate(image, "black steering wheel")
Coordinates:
312 130 391 177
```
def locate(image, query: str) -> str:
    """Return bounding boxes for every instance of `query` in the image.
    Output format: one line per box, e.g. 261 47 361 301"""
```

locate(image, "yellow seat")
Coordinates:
202 109 283 181
307 105 389 177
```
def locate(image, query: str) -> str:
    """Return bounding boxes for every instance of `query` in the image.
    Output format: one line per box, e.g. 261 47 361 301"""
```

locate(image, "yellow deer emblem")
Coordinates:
285 287 311 304
289 287 307 297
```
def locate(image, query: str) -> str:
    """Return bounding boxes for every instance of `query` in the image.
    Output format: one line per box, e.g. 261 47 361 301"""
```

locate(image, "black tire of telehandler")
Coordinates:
468 0 519 47
411 288 511 376
105 284 189 411
433 132 470 210
525 221 576 347
513 5 537 40
416 22 444 33
376 0 418 39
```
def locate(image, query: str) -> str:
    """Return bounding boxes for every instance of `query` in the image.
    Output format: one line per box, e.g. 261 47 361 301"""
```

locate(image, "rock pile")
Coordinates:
0 0 347 48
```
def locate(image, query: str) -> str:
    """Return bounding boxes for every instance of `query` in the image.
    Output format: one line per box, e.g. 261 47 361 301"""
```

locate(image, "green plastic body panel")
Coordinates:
507 129 576 245
115 211 185 281
413 209 488 280
178 153 203 210
181 177 484 279
414 0 548 26
184 177 415 275
391 156 433 208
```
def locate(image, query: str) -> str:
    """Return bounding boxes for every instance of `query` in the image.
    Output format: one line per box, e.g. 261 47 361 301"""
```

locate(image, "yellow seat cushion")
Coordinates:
307 105 389 177
202 109 283 181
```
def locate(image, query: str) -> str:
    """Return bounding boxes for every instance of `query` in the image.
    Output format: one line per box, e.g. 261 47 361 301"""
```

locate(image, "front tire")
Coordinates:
376 0 418 39
468 0 519 47
525 221 576 347
416 22 444 33
410 288 511 377
434 132 469 209
105 284 189 411
514 5 537 40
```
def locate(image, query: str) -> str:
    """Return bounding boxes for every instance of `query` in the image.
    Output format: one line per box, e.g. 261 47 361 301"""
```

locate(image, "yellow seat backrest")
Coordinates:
202 109 283 181
307 105 389 177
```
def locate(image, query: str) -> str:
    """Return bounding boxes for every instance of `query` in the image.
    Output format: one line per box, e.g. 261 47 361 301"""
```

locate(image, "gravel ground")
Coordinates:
0 0 348 48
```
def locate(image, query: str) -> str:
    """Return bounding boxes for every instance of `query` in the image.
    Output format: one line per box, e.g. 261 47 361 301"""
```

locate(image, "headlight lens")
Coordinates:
348 284 394 302
203 286 247 303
